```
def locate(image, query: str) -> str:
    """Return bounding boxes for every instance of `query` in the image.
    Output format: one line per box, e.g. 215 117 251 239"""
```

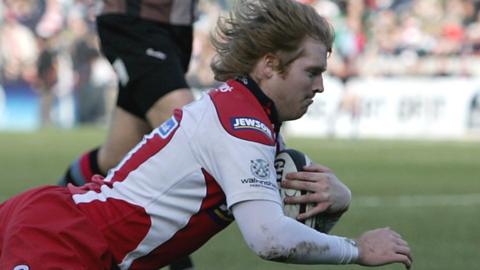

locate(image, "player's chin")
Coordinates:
298 106 310 118
298 104 312 117
288 112 304 121
283 107 308 121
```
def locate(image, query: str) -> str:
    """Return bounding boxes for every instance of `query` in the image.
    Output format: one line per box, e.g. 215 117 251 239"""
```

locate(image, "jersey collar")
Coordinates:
235 75 281 133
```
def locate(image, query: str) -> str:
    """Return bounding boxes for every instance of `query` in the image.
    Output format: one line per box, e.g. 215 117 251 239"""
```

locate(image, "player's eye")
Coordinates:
306 68 324 79
306 71 316 78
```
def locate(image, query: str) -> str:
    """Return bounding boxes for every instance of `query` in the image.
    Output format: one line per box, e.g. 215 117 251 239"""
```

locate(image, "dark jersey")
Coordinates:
99 0 197 26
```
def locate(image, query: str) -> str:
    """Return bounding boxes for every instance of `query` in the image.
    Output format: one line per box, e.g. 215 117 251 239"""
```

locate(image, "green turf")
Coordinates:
0 129 479 270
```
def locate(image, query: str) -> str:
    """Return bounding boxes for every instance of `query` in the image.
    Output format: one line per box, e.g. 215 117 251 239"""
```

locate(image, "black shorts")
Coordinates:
96 14 193 119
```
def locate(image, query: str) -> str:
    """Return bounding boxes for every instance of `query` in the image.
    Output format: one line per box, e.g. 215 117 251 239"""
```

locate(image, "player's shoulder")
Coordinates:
207 81 275 146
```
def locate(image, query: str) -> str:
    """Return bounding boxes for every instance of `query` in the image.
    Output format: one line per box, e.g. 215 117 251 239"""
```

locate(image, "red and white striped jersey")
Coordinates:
68 77 283 269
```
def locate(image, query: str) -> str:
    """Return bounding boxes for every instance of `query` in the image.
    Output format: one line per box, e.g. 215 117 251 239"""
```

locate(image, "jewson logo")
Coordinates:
231 117 272 139
157 116 178 139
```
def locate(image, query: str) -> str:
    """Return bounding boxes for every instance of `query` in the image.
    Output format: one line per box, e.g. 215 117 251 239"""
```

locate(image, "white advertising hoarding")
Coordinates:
286 77 480 139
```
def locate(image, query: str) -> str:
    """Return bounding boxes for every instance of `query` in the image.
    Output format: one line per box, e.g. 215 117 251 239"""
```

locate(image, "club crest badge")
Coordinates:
250 159 270 179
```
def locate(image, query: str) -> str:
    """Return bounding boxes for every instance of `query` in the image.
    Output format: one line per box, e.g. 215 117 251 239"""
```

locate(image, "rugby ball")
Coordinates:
275 149 341 233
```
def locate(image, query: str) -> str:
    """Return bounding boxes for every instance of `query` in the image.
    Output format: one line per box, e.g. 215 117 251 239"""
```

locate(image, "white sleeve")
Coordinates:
232 200 359 264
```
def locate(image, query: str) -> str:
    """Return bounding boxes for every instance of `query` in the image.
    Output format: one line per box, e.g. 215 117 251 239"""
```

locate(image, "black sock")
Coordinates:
59 147 102 186
169 256 195 270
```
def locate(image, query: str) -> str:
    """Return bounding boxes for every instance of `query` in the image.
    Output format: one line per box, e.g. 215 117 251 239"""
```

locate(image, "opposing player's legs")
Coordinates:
98 107 151 173
60 87 195 186
59 147 102 186
60 14 197 269
146 88 194 126
60 107 150 186
96 87 196 177
60 88 197 269
169 256 196 270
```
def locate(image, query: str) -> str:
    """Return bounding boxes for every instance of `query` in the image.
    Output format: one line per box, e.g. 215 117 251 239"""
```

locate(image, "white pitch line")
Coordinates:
353 193 480 208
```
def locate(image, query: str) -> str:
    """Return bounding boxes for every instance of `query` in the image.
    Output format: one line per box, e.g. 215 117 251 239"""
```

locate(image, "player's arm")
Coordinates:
281 162 352 220
232 200 412 268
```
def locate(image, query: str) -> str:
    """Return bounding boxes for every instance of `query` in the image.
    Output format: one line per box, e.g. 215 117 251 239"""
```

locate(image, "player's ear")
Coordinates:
257 53 278 79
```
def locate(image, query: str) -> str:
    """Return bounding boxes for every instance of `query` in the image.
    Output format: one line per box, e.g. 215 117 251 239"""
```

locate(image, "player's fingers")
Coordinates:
286 171 319 182
280 179 306 190
396 238 409 247
396 245 411 256
281 178 324 192
285 171 328 184
283 189 328 204
387 237 412 268
390 253 412 270
302 163 332 173
396 246 413 265
389 230 402 239
377 253 411 269
297 202 330 220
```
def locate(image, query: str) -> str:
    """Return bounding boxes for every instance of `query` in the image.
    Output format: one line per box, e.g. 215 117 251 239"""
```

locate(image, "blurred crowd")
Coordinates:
1 0 480 127
312 0 480 81
0 0 111 127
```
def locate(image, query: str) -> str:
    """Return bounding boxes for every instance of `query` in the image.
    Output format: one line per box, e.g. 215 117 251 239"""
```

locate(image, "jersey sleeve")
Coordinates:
207 135 280 209
232 200 359 264
188 83 282 209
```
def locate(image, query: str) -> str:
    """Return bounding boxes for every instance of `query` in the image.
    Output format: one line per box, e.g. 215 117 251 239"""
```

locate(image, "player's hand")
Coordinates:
280 163 351 220
355 227 413 269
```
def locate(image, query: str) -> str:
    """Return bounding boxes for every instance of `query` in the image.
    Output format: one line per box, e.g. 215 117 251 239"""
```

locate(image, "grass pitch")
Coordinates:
0 128 479 270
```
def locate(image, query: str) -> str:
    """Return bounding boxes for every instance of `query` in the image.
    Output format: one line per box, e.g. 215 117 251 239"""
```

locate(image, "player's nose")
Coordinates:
312 75 324 94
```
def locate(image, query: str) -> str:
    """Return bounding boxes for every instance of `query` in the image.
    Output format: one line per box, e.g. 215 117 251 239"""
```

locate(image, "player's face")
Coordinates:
265 38 328 121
